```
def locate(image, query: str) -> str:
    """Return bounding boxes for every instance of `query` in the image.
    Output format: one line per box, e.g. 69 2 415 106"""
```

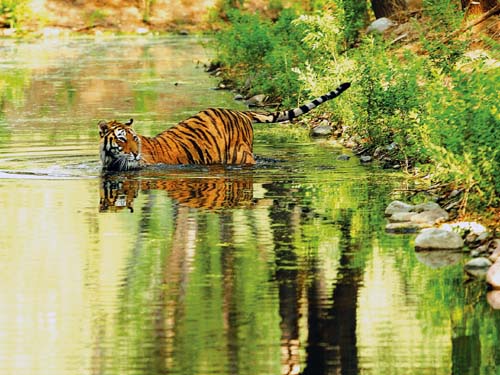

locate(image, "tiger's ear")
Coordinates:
125 118 134 126
98 120 109 137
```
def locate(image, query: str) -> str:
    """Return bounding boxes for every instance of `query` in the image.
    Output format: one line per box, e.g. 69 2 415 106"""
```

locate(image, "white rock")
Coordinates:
440 221 487 236
415 228 464 250
367 17 396 34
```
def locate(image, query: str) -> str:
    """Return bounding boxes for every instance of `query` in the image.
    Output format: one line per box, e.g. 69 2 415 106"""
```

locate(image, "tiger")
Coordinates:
98 82 351 171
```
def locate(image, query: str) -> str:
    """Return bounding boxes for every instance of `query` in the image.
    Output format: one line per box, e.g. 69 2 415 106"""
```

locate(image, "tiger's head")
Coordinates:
98 119 142 171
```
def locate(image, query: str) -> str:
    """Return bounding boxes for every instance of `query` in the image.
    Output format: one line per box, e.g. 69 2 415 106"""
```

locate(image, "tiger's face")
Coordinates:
98 119 142 171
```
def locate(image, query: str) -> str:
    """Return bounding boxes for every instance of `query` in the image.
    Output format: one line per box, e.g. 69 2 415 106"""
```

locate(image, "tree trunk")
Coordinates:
462 0 499 15
371 0 408 18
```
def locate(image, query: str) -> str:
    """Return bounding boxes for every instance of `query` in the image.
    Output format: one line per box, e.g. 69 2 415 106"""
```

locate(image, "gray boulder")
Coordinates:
410 208 449 225
411 201 441 213
388 211 417 223
385 200 414 216
415 228 464 250
311 125 333 137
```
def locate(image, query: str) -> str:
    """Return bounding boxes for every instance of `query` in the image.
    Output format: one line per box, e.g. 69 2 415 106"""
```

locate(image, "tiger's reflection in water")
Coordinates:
99 171 256 212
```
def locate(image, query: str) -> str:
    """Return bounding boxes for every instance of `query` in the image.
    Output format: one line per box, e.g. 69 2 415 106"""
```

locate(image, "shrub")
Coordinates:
213 8 313 104
420 63 500 209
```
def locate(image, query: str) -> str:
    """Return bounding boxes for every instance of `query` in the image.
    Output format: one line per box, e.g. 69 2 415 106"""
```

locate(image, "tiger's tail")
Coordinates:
248 82 351 123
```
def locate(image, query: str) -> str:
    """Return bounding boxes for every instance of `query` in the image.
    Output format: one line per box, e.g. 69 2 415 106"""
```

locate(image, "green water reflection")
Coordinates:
0 36 498 375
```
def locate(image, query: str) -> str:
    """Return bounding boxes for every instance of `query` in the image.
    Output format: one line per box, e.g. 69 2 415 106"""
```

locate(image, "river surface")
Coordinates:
0 36 498 375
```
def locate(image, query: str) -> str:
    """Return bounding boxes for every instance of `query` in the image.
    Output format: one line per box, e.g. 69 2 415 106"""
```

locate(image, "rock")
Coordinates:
465 233 478 246
476 231 492 244
343 138 357 149
440 221 487 237
410 208 449 225
411 201 442 213
470 244 488 257
246 94 267 107
487 290 500 309
337 154 350 161
464 257 492 278
310 125 333 137
488 239 500 262
415 250 463 268
415 228 464 250
385 200 414 216
487 259 500 289
233 94 244 101
360 155 372 163
388 211 417 223
373 147 384 158
367 17 396 34
386 222 427 234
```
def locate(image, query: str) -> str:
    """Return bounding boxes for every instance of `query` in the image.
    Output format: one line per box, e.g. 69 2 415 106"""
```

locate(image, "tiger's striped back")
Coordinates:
139 108 255 165
98 82 351 171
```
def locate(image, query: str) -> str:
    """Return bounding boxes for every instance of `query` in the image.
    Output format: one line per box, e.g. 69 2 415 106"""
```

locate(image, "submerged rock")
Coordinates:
386 222 428 234
415 228 464 250
464 257 492 278
415 250 463 268
337 154 351 161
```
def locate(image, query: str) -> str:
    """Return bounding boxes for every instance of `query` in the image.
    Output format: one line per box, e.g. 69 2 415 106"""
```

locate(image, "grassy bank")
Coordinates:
210 1 500 220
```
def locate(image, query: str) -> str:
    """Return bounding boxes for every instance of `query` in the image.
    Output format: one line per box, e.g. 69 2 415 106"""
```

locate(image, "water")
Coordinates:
0 36 498 375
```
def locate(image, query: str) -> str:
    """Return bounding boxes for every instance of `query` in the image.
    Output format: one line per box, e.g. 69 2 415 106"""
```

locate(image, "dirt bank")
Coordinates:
27 0 218 33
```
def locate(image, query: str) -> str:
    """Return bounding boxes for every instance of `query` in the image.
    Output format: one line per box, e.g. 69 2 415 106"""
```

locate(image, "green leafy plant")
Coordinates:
0 0 30 28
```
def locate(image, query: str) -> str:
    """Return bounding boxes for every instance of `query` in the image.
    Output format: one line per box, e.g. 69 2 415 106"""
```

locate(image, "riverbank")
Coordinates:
208 2 499 227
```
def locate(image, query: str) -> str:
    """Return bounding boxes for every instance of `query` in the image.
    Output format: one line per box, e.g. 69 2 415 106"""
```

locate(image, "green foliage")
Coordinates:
0 0 30 28
213 8 313 103
342 0 368 47
420 0 470 72
354 41 424 154
421 63 500 208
